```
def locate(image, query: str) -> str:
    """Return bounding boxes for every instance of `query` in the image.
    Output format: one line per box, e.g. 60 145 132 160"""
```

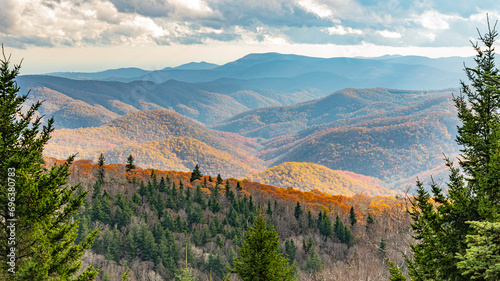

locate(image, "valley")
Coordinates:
20 52 465 196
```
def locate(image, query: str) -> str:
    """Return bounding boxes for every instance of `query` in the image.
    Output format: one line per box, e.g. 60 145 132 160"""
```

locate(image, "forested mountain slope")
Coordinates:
45 110 264 178
56 157 412 281
244 162 398 196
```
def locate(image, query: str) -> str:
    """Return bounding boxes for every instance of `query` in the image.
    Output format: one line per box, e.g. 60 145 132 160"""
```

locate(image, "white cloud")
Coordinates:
169 0 212 12
325 26 363 35
298 0 334 19
413 10 455 30
377 30 402 39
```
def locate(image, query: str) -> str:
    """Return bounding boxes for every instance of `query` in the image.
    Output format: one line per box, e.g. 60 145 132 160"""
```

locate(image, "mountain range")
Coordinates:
18 52 467 195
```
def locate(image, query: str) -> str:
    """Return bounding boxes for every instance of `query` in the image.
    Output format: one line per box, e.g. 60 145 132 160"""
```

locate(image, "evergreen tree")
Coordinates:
159 177 167 192
229 214 297 281
457 221 500 280
349 206 357 226
305 242 323 273
387 261 407 281
294 201 303 221
266 200 273 216
405 21 500 281
0 52 99 279
217 174 223 185
190 164 202 182
125 154 136 172
284 239 296 264
97 153 106 181
307 211 315 229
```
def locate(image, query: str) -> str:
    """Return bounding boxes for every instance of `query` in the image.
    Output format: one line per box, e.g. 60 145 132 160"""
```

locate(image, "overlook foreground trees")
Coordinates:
401 19 500 280
0 48 98 279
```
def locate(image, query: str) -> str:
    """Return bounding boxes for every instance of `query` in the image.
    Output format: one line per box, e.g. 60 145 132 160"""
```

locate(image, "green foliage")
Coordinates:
294 201 303 220
102 271 112 281
266 200 273 216
349 206 357 226
125 154 136 172
190 164 202 182
387 261 407 281
0 50 98 279
97 153 105 181
305 243 323 273
317 211 333 237
307 211 315 228
230 214 297 281
407 21 500 281
285 239 296 264
121 267 130 281
457 221 500 280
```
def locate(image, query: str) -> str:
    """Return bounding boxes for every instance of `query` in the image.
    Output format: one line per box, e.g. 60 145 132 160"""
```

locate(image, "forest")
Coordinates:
62 157 412 280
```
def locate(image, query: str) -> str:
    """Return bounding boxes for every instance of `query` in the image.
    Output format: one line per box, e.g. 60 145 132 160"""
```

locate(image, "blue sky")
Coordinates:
1 0 498 73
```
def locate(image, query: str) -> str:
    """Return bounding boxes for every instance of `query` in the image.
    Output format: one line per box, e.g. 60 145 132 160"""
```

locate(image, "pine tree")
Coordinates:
387 261 407 281
349 206 357 226
307 210 314 229
294 201 303 221
457 221 500 280
217 174 223 185
125 154 136 172
0 47 99 278
266 200 273 216
190 164 202 182
305 242 323 273
405 20 500 281
229 214 297 281
284 239 296 264
97 153 105 181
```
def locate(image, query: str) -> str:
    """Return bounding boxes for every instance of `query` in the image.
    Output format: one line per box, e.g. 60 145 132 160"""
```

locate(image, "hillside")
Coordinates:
45 110 265 178
59 158 412 281
261 105 458 186
212 88 454 138
17 74 323 128
244 162 398 196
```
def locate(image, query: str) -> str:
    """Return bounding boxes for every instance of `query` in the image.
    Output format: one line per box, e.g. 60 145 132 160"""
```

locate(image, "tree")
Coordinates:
305 242 323 273
405 20 500 281
349 206 357 226
229 214 297 281
0 48 99 278
294 201 303 221
387 261 407 281
97 153 105 181
266 200 272 216
125 154 136 172
190 164 202 182
284 239 296 264
457 221 500 280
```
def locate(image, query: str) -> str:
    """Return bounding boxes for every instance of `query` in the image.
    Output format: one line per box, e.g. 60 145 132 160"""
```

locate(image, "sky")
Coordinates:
1 0 499 74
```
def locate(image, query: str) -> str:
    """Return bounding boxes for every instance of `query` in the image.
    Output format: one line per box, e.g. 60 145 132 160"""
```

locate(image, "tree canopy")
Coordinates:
0 47 99 279
403 19 500 281
229 214 296 281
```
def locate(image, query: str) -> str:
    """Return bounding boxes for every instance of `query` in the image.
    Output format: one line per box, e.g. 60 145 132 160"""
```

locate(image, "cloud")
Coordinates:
377 30 402 39
2 0 500 50
325 26 364 35
413 10 455 30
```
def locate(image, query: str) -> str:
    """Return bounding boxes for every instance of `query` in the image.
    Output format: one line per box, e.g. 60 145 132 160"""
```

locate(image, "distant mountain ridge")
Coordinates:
44 52 473 92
